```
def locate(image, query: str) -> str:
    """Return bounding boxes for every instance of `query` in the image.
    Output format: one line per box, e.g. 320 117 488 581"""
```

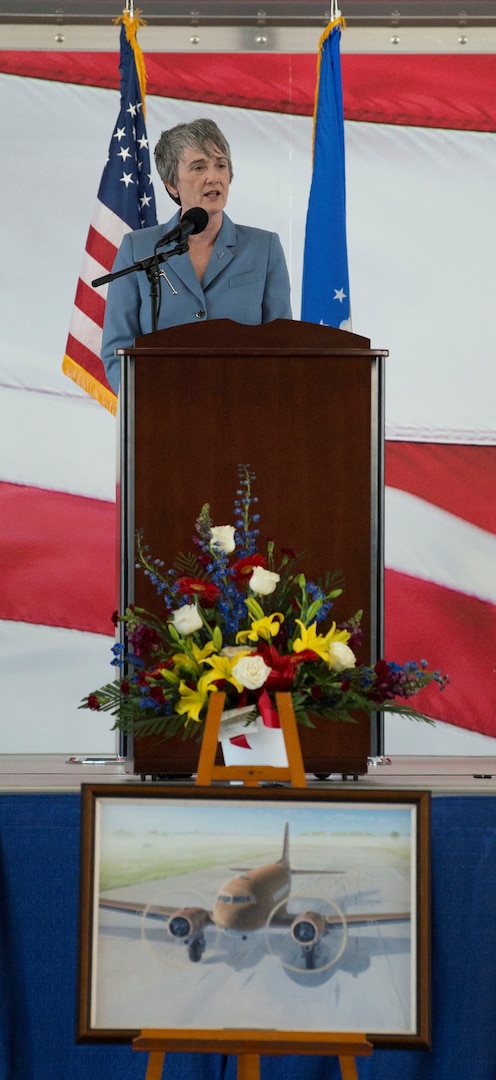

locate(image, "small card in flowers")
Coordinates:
219 705 259 739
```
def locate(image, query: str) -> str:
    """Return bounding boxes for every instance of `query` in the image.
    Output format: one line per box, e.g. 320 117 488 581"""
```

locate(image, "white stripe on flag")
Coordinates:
92 197 133 248
385 487 496 605
79 255 110 297
0 620 115 753
68 306 105 352
0 386 116 498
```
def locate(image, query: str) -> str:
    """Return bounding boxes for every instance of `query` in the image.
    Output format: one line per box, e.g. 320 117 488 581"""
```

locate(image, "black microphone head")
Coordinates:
182 206 209 235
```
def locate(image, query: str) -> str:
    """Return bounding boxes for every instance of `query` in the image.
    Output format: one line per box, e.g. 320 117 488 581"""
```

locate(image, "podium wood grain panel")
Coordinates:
120 319 385 777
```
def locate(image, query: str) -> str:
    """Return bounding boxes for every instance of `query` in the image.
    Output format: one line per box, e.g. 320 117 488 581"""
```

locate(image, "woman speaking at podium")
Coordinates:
101 118 292 394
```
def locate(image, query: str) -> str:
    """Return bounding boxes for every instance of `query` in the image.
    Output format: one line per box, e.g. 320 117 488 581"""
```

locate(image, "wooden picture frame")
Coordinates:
77 784 431 1049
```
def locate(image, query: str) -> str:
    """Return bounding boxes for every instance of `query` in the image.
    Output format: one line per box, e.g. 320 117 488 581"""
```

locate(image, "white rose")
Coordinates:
231 654 272 690
249 567 280 596
170 604 203 636
210 525 236 554
327 641 357 671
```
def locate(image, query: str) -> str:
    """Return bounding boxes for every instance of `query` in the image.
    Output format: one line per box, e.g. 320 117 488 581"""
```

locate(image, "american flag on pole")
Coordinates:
62 10 157 414
300 8 351 330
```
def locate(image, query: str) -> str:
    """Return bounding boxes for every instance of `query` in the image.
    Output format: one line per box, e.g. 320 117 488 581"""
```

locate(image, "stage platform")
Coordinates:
1 753 496 793
2 754 496 1079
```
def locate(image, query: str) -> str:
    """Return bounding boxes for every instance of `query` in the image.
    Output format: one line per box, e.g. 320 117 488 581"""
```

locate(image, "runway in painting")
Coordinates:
90 796 416 1035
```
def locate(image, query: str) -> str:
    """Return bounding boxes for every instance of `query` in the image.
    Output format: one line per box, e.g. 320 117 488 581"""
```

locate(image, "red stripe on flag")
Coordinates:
0 483 116 635
65 333 112 390
2 51 496 130
3 482 495 738
385 568 496 737
74 278 106 327
386 442 496 534
87 225 118 271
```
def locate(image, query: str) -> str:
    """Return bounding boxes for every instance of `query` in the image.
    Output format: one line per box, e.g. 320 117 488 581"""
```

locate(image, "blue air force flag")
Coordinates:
301 17 351 329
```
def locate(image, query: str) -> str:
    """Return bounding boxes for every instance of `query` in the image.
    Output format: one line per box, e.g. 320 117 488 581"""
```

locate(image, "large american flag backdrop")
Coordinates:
1 47 495 754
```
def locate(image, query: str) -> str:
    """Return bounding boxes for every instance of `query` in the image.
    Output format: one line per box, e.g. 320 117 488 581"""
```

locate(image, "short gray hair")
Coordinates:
154 119 233 204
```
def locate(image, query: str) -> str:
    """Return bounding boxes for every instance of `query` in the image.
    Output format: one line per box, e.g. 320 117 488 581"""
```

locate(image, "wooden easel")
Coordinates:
133 701 373 1077
132 1029 373 1080
195 691 307 788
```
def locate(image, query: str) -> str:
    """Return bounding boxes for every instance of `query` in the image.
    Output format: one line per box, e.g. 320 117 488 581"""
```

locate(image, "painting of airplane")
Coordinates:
99 823 406 972
86 795 424 1037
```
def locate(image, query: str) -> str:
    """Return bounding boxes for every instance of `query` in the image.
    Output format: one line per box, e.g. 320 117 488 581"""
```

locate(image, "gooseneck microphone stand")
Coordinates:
92 206 208 329
92 239 189 330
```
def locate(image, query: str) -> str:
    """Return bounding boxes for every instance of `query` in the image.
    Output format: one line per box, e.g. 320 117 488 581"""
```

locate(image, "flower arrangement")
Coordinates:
81 465 448 740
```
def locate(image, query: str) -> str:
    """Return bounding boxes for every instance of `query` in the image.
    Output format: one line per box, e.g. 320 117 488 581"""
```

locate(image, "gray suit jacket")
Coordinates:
101 212 292 392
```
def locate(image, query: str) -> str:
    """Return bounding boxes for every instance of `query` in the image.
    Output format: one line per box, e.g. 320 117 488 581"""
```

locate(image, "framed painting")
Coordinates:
77 784 430 1049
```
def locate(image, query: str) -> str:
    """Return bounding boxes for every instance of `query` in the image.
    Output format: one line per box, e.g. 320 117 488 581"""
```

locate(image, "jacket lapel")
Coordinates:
168 251 204 300
202 214 235 288
161 212 236 297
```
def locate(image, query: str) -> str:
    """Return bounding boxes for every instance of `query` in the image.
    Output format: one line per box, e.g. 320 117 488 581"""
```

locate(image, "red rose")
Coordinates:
128 624 162 656
149 686 166 705
367 659 398 703
87 694 100 711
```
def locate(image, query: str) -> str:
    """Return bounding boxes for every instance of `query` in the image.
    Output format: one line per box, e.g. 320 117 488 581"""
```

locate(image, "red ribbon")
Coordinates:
229 734 252 749
227 692 280 746
258 689 281 729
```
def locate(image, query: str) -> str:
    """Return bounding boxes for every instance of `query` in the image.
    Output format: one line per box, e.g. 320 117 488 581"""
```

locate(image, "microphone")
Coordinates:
155 206 209 249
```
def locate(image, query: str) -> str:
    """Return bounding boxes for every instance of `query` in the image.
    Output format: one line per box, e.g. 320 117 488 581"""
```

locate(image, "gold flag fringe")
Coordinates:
62 355 118 416
311 15 347 163
114 8 149 118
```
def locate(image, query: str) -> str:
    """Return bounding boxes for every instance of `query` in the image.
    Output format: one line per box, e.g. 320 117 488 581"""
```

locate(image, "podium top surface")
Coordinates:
116 318 388 357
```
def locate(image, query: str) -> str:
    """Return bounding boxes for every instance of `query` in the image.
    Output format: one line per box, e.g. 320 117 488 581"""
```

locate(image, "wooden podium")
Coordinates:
117 318 386 779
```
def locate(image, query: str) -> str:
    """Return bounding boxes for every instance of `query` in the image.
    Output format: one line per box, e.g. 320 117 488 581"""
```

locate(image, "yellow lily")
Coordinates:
292 619 350 661
175 673 213 724
325 621 351 647
236 612 284 644
203 650 253 691
171 640 217 675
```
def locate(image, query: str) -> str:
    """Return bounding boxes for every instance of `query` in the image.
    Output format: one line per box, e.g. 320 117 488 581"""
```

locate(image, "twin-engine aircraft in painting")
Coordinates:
99 823 407 973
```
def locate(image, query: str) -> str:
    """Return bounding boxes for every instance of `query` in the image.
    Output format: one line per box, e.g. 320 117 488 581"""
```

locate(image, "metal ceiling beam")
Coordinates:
1 0 496 26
